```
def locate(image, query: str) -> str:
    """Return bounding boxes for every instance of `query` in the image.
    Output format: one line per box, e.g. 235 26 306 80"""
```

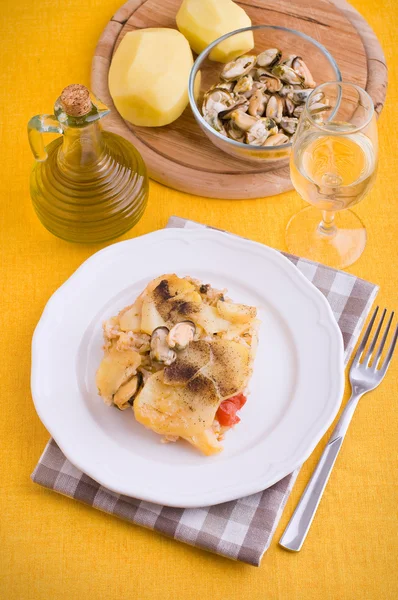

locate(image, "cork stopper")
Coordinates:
60 84 92 117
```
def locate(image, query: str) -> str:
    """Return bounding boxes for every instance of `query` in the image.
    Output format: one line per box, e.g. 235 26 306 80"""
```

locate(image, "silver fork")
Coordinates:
279 306 398 552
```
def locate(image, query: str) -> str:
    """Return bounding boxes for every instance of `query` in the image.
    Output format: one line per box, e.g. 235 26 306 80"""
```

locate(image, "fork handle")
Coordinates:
279 393 361 551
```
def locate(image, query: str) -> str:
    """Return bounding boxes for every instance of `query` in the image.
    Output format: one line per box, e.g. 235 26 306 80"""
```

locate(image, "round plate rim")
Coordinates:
31 228 345 507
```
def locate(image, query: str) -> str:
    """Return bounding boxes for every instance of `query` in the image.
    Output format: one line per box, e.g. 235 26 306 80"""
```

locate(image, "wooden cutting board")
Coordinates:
91 0 387 199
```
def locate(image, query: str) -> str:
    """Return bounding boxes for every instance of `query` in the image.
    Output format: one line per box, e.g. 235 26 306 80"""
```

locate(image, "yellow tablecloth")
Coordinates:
1 0 397 598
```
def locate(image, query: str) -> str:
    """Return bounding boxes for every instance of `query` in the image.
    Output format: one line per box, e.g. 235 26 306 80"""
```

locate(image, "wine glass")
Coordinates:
286 82 378 269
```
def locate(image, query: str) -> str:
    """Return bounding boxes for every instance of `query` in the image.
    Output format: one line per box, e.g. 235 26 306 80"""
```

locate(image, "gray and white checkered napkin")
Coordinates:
32 216 379 566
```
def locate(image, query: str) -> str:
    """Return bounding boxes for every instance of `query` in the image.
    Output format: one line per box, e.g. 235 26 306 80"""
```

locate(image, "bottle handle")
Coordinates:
27 114 63 162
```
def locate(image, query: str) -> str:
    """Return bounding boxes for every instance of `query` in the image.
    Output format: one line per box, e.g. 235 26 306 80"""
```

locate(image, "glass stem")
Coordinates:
318 210 337 238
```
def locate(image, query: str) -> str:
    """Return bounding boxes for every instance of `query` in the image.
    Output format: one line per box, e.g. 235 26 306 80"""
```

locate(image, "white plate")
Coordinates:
31 228 344 507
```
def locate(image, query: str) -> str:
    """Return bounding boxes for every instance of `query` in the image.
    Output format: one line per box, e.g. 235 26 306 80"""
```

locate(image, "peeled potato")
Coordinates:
216 299 257 324
150 274 202 325
96 348 141 405
163 340 212 386
203 340 250 399
185 429 223 456
109 28 193 127
119 297 143 332
195 304 230 335
165 275 196 297
140 298 167 335
134 371 219 437
176 0 254 63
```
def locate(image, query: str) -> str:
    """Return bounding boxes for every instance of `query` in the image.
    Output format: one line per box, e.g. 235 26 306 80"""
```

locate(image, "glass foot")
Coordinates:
285 207 366 269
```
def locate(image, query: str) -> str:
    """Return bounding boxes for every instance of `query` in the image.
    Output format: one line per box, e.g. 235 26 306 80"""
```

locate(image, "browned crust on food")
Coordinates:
164 361 199 386
153 279 201 324
163 340 211 386
186 374 219 406
153 279 171 302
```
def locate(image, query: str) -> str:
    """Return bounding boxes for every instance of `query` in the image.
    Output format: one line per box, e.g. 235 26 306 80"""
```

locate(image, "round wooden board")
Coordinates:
91 0 387 199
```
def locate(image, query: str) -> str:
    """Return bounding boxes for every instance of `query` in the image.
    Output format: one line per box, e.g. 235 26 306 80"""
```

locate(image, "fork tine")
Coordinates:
373 311 394 369
363 308 387 366
379 323 398 377
353 306 379 364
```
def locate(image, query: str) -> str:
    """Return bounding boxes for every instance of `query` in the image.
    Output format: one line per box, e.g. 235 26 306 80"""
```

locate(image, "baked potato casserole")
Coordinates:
96 274 260 455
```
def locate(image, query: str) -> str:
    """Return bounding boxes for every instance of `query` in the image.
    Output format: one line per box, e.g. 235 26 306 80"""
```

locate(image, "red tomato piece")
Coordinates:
216 394 247 427
230 393 247 410
216 401 240 426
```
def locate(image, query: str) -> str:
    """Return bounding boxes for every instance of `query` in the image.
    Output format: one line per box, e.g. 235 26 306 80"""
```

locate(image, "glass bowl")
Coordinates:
188 25 341 165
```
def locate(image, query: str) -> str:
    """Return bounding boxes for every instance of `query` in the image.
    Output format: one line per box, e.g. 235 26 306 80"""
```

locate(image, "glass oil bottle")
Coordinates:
28 84 149 243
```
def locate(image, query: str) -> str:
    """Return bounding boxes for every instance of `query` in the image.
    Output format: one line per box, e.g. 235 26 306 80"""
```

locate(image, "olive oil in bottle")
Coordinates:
28 84 149 243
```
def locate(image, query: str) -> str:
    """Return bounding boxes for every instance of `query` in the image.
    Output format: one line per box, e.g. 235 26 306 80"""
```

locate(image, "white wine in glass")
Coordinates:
286 82 378 268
